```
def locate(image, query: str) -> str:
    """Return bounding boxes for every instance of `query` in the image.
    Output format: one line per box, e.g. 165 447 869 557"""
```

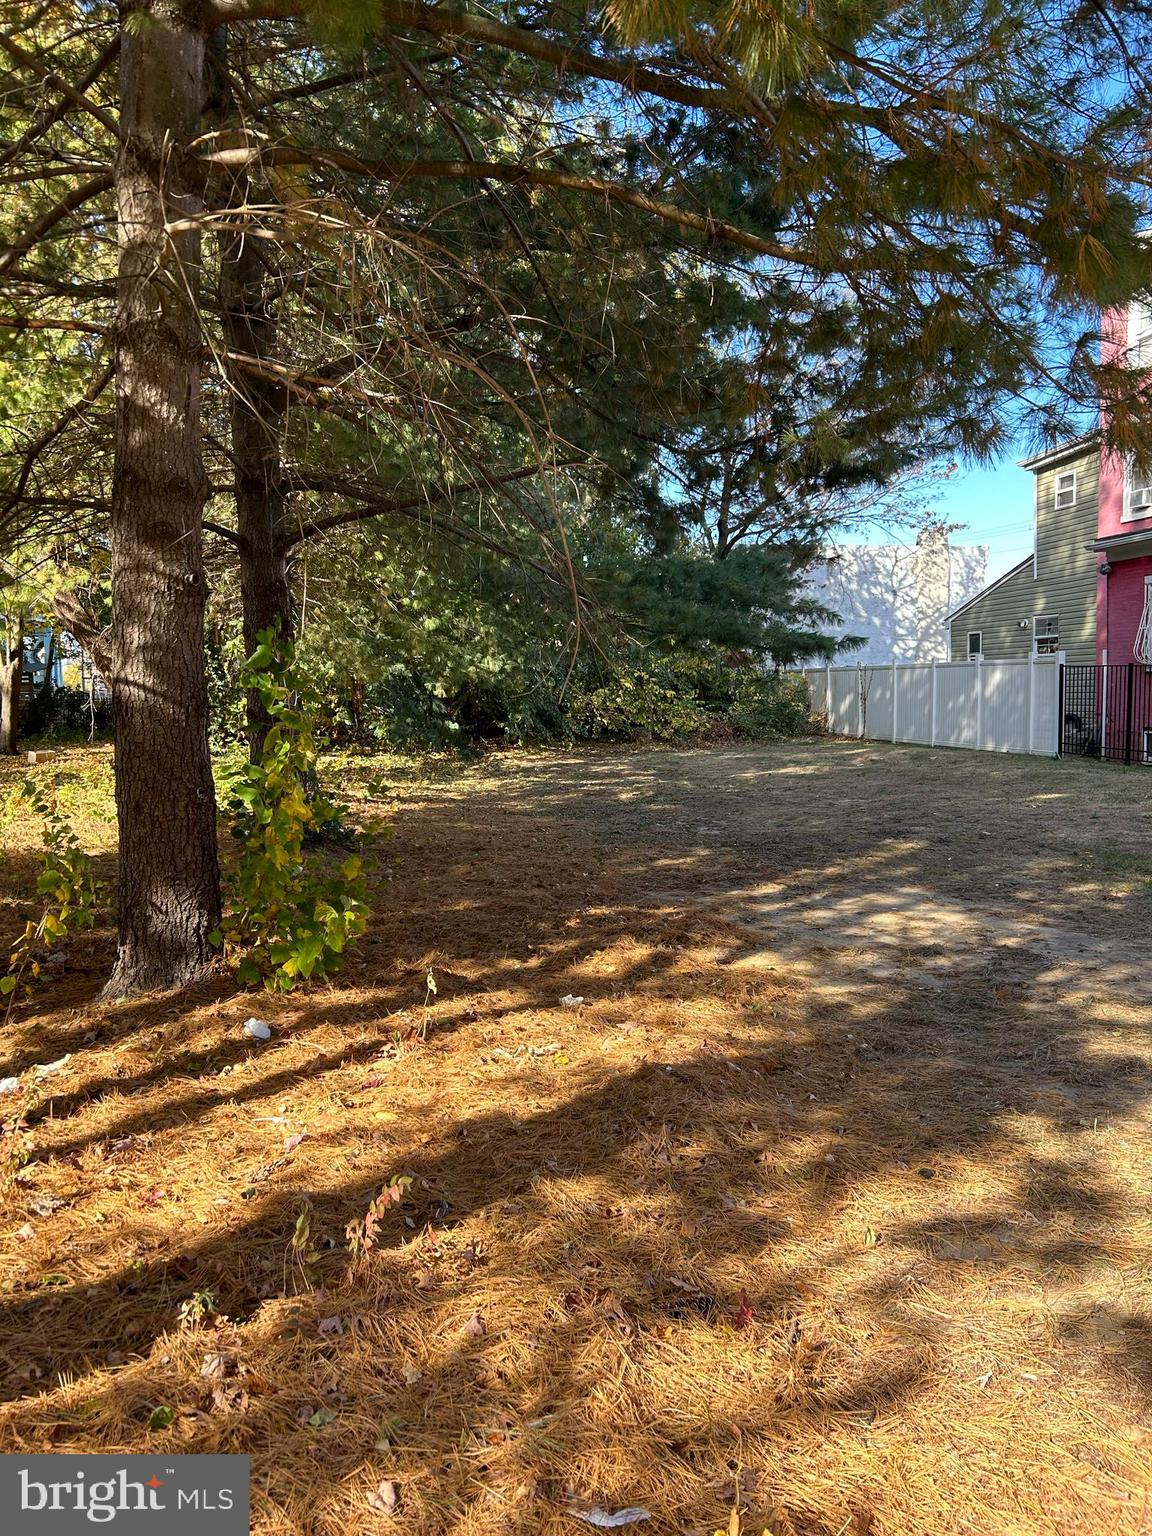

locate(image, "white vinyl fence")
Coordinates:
796 654 1064 756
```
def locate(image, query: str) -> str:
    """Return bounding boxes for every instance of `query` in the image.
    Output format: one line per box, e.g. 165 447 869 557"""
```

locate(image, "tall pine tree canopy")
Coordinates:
0 0 1150 987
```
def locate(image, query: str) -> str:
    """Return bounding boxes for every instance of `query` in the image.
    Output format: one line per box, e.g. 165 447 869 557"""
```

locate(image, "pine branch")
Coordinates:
196 144 813 268
0 34 120 172
0 359 113 523
281 463 563 548
0 33 120 142
0 173 113 277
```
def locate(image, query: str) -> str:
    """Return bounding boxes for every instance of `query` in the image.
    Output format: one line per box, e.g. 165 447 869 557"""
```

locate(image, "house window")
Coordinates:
1129 300 1152 367
967 631 982 658
1054 469 1076 508
1125 459 1152 520
1034 614 1060 655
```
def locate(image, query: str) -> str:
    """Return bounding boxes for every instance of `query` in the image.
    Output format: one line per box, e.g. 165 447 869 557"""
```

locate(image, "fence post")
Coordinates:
975 653 983 750
826 662 832 728
1101 650 1109 757
891 660 898 743
930 661 938 746
857 663 864 738
1027 651 1035 754
1125 662 1135 766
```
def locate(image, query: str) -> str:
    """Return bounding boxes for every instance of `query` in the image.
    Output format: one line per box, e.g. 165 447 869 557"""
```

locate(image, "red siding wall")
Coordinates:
1100 555 1152 665
1097 303 1152 663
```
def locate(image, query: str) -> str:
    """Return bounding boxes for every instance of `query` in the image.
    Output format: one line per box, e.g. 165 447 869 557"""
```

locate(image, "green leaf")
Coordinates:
147 1405 175 1431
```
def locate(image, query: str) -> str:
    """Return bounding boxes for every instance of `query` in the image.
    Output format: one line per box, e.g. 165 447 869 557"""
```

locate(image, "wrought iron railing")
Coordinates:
1060 663 1152 764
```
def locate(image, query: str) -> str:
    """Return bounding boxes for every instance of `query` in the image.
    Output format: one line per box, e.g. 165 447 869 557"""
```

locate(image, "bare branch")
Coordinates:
0 314 106 334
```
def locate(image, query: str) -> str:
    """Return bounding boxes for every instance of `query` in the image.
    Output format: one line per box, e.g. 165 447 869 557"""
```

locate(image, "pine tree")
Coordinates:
1 0 1150 989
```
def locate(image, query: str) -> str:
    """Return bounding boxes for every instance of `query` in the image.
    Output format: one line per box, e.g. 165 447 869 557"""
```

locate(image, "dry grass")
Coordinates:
0 739 1150 1535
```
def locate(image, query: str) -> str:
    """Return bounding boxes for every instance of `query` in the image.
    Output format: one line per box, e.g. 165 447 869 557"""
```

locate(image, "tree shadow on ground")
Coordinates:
0 741 1150 1535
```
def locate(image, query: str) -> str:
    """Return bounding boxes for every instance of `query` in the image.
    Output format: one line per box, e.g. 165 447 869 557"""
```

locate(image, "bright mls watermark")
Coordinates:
1 1454 249 1532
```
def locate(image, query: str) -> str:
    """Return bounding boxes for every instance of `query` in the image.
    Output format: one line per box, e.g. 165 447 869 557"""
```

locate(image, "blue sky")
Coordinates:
844 449 1037 585
934 454 1036 582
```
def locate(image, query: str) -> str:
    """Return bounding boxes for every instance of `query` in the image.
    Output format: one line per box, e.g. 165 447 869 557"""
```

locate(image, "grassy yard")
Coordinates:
0 739 1150 1535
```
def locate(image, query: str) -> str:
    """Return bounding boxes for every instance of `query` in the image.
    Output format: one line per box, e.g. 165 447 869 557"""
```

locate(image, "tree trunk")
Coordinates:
0 617 23 755
106 3 220 995
219 184 294 758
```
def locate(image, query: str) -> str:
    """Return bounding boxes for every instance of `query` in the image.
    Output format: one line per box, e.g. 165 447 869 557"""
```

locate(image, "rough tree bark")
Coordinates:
106 2 221 994
0 615 23 755
219 214 294 757
208 15 294 757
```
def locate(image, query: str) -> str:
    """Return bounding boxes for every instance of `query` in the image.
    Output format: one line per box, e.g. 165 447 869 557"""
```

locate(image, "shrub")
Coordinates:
727 670 812 740
2 777 104 1011
568 658 709 741
215 634 372 991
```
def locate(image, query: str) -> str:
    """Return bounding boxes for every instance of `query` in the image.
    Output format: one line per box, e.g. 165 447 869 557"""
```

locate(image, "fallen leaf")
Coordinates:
210 1381 250 1414
147 1405 174 1431
733 1291 754 1329
283 1132 305 1154
318 1315 344 1336
308 1406 338 1428
367 1479 399 1516
26 1193 66 1217
199 1352 232 1379
460 1311 486 1339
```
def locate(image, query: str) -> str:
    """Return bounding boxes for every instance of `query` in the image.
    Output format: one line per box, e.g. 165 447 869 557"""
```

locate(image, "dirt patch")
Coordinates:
0 740 1150 1535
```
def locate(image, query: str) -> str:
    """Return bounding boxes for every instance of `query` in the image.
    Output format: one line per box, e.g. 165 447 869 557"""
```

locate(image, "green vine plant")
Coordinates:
2 778 103 1018
214 632 373 991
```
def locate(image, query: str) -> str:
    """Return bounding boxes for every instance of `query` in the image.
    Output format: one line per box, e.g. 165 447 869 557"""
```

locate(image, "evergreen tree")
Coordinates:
1 0 1150 989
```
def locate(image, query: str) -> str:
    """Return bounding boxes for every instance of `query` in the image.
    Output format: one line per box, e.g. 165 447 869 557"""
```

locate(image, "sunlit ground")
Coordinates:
0 739 1150 1535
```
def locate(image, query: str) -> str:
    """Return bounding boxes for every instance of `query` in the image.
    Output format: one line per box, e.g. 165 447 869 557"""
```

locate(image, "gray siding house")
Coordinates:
947 436 1099 665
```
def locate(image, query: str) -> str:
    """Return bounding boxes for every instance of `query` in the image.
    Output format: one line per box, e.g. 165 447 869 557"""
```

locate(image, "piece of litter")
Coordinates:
559 995 585 1007
0 1077 20 1095
242 1019 272 1041
30 1054 70 1078
565 1504 651 1528
367 1479 399 1516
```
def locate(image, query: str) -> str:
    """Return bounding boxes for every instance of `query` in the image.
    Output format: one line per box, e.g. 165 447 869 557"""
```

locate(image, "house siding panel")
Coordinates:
949 447 1099 664
1101 556 1152 664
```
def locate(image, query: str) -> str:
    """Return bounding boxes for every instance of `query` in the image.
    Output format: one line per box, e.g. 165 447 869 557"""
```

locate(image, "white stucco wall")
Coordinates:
802 534 988 664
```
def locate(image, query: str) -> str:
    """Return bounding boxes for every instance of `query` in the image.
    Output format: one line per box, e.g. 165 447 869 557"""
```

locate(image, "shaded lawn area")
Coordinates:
0 739 1150 1535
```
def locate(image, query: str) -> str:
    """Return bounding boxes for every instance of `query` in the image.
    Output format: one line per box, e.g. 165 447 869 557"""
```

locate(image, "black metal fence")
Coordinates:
1060 663 1152 764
